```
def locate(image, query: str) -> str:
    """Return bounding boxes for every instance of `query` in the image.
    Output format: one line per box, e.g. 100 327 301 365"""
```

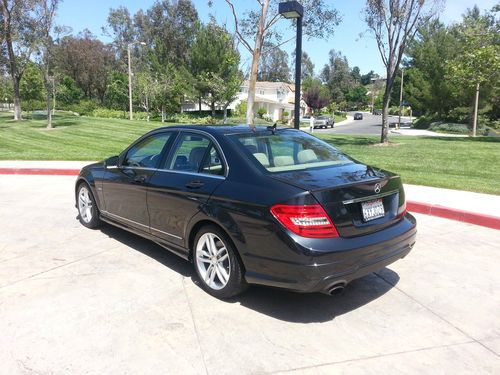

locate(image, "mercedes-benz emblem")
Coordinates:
374 183 381 194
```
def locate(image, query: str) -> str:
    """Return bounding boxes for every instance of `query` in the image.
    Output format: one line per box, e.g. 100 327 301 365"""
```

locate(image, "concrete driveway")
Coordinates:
0 175 499 374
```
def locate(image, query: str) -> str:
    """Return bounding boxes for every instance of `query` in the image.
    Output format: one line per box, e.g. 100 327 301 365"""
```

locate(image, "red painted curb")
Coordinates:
0 167 498 230
407 201 500 230
0 168 80 176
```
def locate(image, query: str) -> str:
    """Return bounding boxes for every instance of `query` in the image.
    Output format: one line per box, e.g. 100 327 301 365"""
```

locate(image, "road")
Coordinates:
313 111 408 136
1 174 499 374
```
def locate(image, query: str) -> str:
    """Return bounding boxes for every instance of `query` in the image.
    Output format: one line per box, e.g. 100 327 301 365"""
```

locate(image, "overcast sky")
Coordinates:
56 0 498 77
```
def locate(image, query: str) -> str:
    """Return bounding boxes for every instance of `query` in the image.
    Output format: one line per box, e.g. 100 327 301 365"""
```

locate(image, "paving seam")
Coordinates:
0 248 114 290
181 277 210 375
266 340 478 374
373 271 500 359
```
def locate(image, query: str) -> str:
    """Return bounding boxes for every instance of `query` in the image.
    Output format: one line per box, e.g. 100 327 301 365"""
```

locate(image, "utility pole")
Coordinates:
397 68 404 130
127 41 146 121
472 82 480 137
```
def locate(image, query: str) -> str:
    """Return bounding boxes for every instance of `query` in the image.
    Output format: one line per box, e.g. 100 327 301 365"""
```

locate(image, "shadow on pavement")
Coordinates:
99 223 399 323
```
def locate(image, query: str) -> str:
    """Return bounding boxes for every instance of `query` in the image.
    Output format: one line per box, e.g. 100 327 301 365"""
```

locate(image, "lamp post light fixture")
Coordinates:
127 41 146 121
279 1 304 130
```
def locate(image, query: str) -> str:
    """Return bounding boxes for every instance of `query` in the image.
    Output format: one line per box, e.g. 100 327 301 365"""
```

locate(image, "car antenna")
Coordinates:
267 122 277 134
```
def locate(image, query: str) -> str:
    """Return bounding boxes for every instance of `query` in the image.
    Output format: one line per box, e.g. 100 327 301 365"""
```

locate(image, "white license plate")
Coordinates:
361 199 385 221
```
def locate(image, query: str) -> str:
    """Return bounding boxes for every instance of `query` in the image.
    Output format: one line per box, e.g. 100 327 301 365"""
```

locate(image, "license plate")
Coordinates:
361 199 385 221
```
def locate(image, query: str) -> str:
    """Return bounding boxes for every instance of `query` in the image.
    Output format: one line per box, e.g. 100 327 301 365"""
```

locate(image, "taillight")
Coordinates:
270 204 339 238
398 200 407 218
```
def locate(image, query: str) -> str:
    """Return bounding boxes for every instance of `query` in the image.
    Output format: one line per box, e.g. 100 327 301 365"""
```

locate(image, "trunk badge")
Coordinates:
374 183 381 194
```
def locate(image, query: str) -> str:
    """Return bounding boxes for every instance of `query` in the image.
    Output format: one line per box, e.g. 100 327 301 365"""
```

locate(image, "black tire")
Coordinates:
193 225 247 299
76 182 102 229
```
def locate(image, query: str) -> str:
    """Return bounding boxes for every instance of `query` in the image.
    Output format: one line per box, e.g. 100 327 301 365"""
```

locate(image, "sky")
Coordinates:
55 0 498 77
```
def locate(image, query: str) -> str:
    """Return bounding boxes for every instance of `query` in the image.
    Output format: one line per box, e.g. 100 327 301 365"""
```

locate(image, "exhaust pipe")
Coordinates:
327 282 346 296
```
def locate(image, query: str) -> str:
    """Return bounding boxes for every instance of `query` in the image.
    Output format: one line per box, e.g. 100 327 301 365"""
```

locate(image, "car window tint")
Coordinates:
200 145 225 176
123 133 172 168
167 133 211 173
231 130 352 173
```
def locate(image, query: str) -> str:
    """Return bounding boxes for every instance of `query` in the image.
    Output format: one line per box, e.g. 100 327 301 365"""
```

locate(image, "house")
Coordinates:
181 80 306 121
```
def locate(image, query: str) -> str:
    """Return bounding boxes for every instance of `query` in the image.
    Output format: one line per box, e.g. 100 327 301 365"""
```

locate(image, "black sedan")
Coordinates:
75 126 416 299
354 112 363 120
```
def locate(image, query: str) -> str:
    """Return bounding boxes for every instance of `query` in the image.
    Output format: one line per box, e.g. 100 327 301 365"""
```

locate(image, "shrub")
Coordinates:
69 100 98 116
257 107 267 118
91 108 127 119
428 122 470 134
235 100 247 117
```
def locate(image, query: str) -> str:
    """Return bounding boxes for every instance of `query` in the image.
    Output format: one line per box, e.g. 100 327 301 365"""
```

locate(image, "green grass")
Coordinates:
318 134 500 195
1 112 499 194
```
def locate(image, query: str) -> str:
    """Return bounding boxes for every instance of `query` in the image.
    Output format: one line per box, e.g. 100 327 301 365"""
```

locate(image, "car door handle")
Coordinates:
134 175 147 184
186 180 204 189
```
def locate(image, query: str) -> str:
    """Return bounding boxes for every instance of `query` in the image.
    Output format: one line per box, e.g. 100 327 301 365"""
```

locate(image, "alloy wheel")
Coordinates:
78 186 93 223
195 233 231 290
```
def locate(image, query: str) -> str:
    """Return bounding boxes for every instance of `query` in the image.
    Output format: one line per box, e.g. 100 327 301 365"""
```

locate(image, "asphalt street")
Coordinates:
314 112 408 135
0 175 499 374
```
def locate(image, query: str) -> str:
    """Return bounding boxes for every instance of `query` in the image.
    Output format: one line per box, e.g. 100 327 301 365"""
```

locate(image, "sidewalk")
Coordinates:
0 160 499 230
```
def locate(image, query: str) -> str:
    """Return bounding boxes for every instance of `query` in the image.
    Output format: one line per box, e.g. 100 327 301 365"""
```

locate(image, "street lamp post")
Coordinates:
127 41 146 121
279 1 303 130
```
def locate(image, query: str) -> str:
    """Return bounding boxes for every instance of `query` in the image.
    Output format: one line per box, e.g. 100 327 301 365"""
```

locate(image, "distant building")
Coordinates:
181 80 306 121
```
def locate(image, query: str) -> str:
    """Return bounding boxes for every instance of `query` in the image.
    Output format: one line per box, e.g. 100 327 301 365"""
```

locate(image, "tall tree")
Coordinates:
302 77 330 114
38 0 58 128
54 31 116 102
364 0 443 143
447 6 500 136
1 0 40 120
223 0 341 125
321 49 354 103
190 22 242 119
258 43 290 82
20 61 44 113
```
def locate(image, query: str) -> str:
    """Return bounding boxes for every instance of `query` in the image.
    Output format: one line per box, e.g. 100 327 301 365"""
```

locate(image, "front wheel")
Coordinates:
193 226 247 299
77 183 101 228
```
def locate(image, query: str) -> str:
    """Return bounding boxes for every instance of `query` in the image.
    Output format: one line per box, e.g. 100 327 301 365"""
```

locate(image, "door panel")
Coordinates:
147 133 226 246
101 132 174 231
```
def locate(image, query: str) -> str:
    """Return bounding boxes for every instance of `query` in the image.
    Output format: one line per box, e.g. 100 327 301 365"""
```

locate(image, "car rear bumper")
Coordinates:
243 213 416 293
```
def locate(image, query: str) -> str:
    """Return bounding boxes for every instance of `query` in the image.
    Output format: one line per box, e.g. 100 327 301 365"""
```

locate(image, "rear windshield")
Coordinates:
230 130 352 173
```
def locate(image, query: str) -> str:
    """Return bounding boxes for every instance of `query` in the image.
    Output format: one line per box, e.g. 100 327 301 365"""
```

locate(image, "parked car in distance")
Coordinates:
373 109 382 115
315 115 334 128
354 112 363 120
300 115 334 129
75 126 416 299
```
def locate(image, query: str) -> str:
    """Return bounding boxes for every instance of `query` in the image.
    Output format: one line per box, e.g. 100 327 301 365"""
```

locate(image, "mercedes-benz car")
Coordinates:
75 126 416 299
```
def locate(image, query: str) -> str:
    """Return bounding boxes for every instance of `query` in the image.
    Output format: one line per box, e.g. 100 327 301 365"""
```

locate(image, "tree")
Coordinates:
258 43 290 82
56 76 84 105
20 62 44 113
350 66 361 84
302 77 330 113
38 0 58 128
190 22 242 119
346 85 369 109
320 49 354 103
403 19 459 117
1 0 41 120
54 31 116 102
301 51 315 80
447 6 500 136
223 0 341 125
361 70 376 85
104 70 128 111
364 0 443 143
104 6 135 60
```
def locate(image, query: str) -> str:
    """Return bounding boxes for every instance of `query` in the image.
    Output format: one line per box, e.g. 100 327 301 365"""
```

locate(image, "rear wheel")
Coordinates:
77 183 101 228
193 225 247 299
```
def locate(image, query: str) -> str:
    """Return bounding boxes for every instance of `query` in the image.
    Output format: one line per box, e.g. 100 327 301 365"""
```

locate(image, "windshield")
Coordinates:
230 130 352 173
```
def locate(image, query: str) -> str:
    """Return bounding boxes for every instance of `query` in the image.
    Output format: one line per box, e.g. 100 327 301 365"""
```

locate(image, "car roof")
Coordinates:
148 124 296 137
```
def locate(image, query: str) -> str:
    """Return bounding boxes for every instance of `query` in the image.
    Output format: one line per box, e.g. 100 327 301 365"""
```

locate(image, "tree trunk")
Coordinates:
246 0 270 126
222 101 230 124
380 69 396 144
2 2 22 120
211 100 216 117
198 97 202 116
161 106 165 122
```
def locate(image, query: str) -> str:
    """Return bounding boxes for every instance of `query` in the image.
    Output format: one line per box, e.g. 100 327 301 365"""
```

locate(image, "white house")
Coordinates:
181 80 306 121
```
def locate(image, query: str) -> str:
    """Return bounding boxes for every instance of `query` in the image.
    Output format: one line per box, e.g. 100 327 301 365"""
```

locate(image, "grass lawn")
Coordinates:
319 134 500 195
1 112 499 194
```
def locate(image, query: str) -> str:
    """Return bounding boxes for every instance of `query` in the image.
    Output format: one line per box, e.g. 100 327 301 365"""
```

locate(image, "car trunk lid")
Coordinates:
271 163 406 237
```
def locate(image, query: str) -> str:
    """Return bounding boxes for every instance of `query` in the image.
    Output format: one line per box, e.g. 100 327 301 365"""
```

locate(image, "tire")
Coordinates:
77 182 101 229
193 225 247 299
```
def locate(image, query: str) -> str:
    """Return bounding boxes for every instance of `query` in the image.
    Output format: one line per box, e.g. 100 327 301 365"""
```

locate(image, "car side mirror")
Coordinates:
104 155 119 168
